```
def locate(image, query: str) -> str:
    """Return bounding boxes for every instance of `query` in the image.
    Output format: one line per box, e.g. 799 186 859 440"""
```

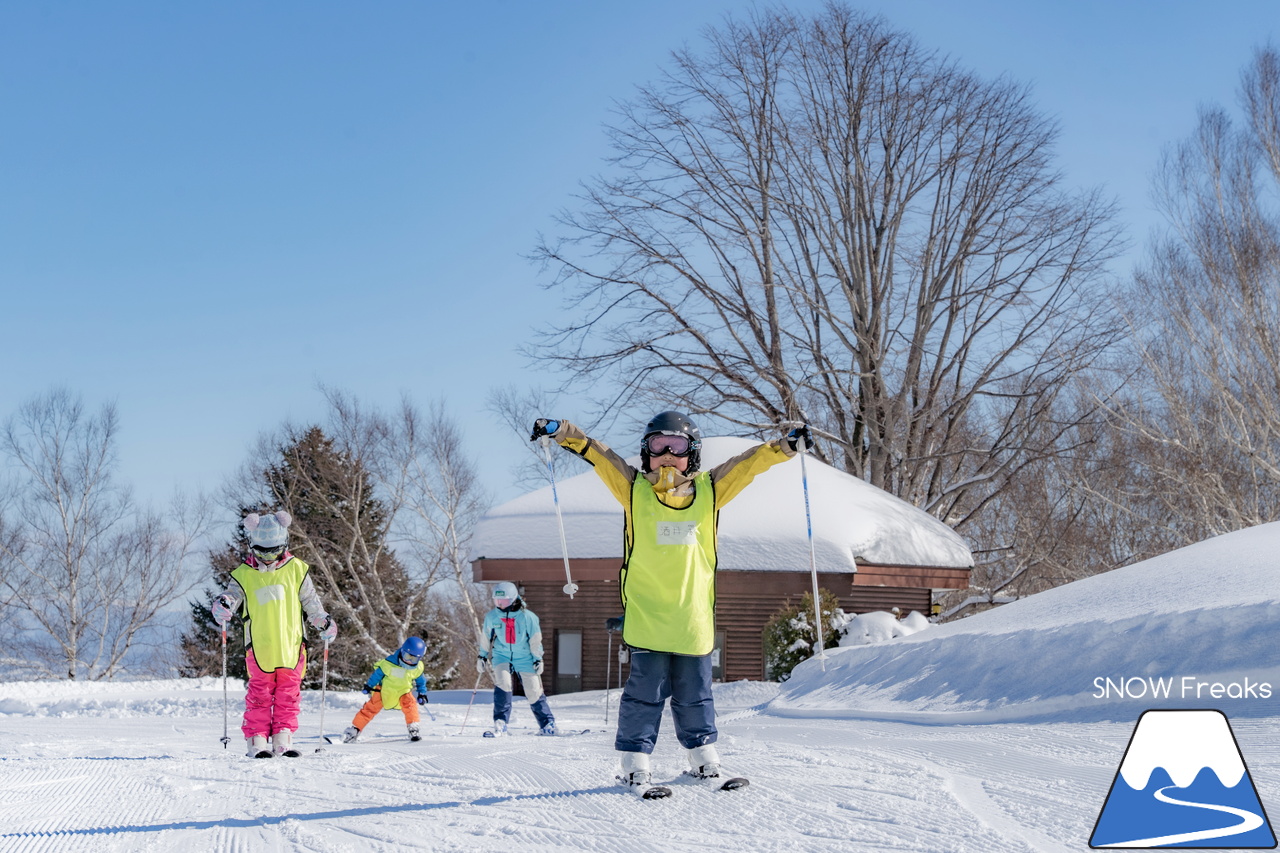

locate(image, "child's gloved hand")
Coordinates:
786 424 812 452
361 686 372 695
211 595 235 626
416 693 429 706
313 615 338 644
605 616 623 632
529 418 560 441
534 659 544 675
477 656 489 674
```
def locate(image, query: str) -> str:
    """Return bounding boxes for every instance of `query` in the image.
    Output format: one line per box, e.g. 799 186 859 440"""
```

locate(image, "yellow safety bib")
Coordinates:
620 471 717 655
375 657 426 706
231 557 310 671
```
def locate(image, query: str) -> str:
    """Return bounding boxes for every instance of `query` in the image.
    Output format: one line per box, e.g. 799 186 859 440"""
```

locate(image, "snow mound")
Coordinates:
770 522 1280 723
839 610 931 646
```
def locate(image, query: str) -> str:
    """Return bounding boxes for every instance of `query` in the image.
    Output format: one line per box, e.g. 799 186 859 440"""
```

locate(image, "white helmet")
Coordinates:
492 582 520 609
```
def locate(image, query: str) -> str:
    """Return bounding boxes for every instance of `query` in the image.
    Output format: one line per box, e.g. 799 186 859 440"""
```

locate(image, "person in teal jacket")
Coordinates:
342 636 430 742
478 582 557 736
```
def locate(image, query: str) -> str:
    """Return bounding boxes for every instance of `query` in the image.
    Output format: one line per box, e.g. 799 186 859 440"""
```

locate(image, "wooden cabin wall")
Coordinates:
515 572 933 694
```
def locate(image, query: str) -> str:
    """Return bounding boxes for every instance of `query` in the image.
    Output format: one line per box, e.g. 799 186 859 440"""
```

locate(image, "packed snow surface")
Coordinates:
2 523 1278 851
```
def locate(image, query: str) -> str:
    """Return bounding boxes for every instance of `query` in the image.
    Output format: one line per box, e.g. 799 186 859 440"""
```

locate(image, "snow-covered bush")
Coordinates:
762 589 843 681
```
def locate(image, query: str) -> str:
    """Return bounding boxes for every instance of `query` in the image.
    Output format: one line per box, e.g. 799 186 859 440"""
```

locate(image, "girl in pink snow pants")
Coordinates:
211 511 337 758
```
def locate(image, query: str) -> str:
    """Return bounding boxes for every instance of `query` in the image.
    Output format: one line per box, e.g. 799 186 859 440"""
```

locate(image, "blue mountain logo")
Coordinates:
1091 709 1276 848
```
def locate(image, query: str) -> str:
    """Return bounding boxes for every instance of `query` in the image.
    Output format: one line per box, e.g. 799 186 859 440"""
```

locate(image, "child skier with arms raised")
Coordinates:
531 412 808 796
477 582 557 737
211 511 338 758
343 637 430 743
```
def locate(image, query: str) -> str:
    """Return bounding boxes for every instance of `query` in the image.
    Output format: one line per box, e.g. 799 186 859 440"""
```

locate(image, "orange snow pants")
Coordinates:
352 691 420 730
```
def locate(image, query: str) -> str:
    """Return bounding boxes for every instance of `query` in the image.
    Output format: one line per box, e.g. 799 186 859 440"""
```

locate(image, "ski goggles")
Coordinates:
251 544 285 558
643 433 694 457
400 652 421 665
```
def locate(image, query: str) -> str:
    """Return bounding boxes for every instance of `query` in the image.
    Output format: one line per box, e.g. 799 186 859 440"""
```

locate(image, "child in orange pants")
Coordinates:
343 637 429 742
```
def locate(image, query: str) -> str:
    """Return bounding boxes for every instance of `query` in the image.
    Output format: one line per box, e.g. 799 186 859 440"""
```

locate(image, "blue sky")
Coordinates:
1 1 1275 512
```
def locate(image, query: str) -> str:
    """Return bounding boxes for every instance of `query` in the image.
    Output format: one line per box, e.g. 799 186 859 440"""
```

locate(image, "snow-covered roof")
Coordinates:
470 436 972 571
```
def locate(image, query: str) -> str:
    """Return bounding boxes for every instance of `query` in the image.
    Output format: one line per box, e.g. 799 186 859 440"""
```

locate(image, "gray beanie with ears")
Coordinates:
244 511 292 549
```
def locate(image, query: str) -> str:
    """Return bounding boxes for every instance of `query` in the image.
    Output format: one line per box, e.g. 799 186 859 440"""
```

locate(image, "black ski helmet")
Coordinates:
641 410 703 474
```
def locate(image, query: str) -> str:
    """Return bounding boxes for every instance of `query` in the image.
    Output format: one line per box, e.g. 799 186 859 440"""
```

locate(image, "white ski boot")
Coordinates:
247 735 273 759
538 722 557 736
407 723 421 742
617 751 670 799
685 744 748 791
482 719 507 738
342 726 360 744
273 730 300 758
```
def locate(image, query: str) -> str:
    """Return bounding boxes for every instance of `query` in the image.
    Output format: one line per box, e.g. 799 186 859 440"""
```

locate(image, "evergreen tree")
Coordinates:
762 589 843 682
176 529 256 681
179 424 466 691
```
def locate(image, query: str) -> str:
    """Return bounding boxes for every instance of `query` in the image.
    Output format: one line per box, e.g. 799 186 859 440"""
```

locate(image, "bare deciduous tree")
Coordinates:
532 4 1124 535
1106 46 1280 541
0 389 208 679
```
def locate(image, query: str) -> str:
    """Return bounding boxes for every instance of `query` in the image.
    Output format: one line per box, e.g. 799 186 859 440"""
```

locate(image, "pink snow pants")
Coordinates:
241 648 306 739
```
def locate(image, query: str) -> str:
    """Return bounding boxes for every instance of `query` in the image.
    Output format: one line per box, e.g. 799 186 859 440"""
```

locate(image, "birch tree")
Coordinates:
0 389 207 679
1106 46 1280 541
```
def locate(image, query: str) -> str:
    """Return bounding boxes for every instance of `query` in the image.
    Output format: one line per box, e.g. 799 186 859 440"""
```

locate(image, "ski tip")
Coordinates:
720 777 749 791
642 786 673 800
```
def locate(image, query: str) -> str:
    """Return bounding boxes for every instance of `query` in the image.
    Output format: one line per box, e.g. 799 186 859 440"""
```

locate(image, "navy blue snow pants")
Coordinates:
615 650 716 754
492 665 555 730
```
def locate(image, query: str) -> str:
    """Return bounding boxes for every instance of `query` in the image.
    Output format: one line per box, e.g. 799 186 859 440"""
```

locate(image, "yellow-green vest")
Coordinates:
375 657 426 706
231 557 310 671
620 471 717 655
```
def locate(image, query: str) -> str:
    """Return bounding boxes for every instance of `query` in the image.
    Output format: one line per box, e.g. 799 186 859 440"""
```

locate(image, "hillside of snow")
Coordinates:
773 522 1280 724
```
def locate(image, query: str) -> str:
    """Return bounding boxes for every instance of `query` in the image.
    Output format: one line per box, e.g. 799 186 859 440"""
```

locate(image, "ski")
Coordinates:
617 773 674 799
681 770 750 791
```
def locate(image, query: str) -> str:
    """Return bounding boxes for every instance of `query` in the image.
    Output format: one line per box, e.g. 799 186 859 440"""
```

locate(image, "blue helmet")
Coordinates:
398 636 426 664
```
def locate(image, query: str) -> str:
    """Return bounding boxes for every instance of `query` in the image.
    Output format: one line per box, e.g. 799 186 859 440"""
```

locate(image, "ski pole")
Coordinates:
316 641 331 751
605 627 613 725
459 670 484 734
797 433 827 671
220 625 231 749
540 436 579 598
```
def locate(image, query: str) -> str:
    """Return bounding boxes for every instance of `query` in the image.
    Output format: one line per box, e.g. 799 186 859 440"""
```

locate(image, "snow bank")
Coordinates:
770 522 1280 723
838 610 931 646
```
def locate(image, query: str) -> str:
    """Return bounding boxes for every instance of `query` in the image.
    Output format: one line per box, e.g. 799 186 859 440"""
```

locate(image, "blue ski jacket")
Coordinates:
479 607 544 673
